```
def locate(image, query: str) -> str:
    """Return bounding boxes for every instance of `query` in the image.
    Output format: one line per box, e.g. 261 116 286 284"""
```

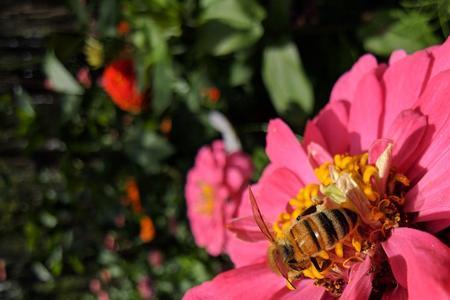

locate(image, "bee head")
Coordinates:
268 240 294 280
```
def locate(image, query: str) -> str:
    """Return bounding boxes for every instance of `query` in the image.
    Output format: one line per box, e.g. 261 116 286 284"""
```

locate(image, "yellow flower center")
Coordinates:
272 152 409 296
197 182 215 216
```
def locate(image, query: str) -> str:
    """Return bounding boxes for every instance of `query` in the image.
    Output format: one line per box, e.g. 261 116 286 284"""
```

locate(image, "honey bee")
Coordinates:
248 188 358 285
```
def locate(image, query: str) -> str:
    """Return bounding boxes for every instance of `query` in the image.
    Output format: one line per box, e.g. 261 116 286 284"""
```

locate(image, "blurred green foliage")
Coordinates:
0 0 449 299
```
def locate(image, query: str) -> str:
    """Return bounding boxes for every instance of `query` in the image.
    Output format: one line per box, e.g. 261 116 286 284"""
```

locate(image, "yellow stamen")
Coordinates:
335 242 344 258
352 237 361 252
315 162 332 185
363 185 378 201
363 165 378 184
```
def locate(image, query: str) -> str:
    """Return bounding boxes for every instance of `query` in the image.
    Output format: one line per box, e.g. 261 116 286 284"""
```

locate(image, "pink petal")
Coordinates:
385 109 427 172
382 286 408 300
227 216 267 242
340 257 373 300
269 279 328 300
228 178 274 267
226 233 268 267
266 119 316 183
183 263 285 300
368 138 393 165
313 100 350 155
429 36 450 78
381 51 432 136
259 167 304 220
424 218 450 234
408 70 450 182
347 68 384 153
330 54 378 104
389 49 407 65
238 165 296 222
225 152 253 196
307 142 333 169
405 146 450 220
382 228 450 299
303 120 327 150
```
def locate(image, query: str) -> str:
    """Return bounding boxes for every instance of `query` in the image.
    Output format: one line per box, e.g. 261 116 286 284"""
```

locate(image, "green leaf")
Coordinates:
43 52 83 95
152 61 174 115
262 42 314 115
230 58 252 86
123 125 174 173
360 10 439 56
47 247 63 276
199 0 265 30
98 0 120 36
196 21 262 56
14 86 35 135
32 262 53 282
40 211 58 228
196 0 265 56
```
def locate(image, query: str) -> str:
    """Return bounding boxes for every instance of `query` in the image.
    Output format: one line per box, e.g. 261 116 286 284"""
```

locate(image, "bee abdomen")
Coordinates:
290 208 358 256
309 208 358 250
323 209 358 247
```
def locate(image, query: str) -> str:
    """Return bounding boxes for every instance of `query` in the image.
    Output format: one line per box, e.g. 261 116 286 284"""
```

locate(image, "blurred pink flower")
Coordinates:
103 234 116 251
89 278 102 294
0 259 6 282
77 66 92 88
184 39 450 299
137 276 154 299
114 214 126 228
147 250 164 268
97 290 110 300
185 140 253 256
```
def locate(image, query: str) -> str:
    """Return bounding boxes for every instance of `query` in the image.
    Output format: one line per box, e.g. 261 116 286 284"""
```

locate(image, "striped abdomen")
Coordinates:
289 208 358 257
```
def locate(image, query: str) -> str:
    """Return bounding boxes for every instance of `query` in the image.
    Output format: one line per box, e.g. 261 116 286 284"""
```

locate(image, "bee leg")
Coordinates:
310 257 331 272
310 257 322 272
296 205 317 221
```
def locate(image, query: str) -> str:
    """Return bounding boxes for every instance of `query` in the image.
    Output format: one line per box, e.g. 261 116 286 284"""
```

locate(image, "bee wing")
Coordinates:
273 249 295 289
248 187 275 242
227 216 268 242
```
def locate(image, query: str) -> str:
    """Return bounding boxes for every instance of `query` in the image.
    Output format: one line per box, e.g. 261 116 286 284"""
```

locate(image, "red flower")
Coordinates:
101 59 147 113
117 21 130 36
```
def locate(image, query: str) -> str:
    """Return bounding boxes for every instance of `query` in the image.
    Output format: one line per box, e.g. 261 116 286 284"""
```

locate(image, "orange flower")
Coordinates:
101 59 147 113
117 21 130 36
160 117 172 135
139 216 155 242
124 178 142 214
204 87 220 103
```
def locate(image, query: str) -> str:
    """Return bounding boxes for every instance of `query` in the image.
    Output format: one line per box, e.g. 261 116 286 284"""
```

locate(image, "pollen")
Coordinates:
352 237 362 253
334 242 344 258
317 250 329 260
303 264 324 279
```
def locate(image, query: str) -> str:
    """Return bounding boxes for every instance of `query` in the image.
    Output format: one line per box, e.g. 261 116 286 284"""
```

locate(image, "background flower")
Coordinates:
101 59 147 113
185 140 253 256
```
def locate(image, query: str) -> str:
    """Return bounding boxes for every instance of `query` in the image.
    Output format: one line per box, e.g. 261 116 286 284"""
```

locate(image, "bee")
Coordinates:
248 188 358 285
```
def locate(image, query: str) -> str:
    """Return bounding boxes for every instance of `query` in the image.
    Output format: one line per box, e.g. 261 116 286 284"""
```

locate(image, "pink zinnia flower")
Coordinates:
184 39 450 299
137 276 154 300
185 140 253 256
